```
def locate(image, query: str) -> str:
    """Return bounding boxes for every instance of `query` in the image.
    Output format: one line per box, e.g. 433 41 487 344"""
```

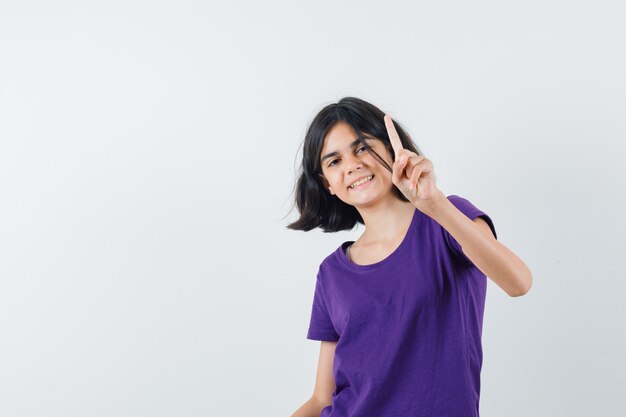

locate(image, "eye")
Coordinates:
328 146 368 167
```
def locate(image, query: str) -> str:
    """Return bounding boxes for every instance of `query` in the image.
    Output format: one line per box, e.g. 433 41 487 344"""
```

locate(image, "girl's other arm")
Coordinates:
290 340 337 417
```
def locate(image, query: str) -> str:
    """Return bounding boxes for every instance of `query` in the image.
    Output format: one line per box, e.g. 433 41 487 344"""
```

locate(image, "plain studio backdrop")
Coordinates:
1 0 624 416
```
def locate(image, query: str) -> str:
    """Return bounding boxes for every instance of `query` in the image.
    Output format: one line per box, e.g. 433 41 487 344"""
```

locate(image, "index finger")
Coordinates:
384 114 404 158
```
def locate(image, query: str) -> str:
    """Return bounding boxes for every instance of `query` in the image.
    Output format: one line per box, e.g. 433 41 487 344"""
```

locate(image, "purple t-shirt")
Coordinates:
306 195 498 417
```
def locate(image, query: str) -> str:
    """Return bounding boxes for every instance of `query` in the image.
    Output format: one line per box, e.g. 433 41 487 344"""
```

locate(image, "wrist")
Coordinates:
414 190 448 217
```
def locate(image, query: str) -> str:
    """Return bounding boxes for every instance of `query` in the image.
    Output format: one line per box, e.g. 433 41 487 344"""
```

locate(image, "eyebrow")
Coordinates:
321 136 373 162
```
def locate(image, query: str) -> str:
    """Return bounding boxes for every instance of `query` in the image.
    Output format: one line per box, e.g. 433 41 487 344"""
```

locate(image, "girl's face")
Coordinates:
319 121 395 207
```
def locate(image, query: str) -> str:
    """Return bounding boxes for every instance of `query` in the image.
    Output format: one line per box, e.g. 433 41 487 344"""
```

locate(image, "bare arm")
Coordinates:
291 340 337 417
290 397 330 417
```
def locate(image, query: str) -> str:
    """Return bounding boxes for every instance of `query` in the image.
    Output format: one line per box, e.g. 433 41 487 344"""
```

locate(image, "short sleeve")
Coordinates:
306 271 340 342
442 195 498 266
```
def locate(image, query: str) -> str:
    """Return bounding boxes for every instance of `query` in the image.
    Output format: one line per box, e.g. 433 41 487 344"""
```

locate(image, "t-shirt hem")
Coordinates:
306 329 340 341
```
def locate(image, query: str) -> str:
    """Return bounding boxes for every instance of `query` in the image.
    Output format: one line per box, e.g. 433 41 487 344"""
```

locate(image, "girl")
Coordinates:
288 97 532 417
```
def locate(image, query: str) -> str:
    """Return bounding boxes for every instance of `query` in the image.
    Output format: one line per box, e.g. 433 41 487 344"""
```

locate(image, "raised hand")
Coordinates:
384 114 445 211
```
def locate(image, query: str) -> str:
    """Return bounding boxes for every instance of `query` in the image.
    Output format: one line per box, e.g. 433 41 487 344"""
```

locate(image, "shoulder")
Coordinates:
446 194 475 210
446 194 497 240
446 194 483 217
317 244 347 277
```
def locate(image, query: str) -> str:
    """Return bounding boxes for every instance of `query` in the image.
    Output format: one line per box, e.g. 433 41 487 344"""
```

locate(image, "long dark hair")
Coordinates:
286 96 423 233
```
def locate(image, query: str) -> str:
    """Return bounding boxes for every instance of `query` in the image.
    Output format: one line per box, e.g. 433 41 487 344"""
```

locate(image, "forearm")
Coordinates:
291 397 330 417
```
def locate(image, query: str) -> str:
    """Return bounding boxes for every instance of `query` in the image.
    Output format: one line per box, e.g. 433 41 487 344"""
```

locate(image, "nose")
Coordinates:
344 153 364 175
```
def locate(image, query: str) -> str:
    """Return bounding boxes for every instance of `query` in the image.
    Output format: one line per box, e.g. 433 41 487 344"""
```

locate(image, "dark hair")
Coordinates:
286 97 423 233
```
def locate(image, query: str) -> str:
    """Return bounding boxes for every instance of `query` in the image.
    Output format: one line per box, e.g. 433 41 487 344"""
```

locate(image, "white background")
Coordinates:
1 0 625 416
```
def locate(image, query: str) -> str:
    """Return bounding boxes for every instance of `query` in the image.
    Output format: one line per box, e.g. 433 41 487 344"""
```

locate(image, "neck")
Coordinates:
355 198 416 245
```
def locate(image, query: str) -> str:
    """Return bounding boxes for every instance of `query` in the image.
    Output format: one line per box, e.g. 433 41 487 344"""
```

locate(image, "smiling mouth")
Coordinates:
348 174 375 190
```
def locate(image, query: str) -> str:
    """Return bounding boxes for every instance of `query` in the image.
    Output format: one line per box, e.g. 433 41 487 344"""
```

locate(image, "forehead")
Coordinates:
320 122 363 154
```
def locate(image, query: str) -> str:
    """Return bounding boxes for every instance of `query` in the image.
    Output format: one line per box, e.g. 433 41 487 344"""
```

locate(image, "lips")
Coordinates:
347 174 375 190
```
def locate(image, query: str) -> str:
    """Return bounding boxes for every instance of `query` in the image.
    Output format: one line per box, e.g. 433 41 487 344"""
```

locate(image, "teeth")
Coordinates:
350 175 373 189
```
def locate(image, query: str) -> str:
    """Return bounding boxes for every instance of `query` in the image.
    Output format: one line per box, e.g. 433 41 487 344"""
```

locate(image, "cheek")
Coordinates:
368 146 393 166
380 150 395 166
374 166 393 185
